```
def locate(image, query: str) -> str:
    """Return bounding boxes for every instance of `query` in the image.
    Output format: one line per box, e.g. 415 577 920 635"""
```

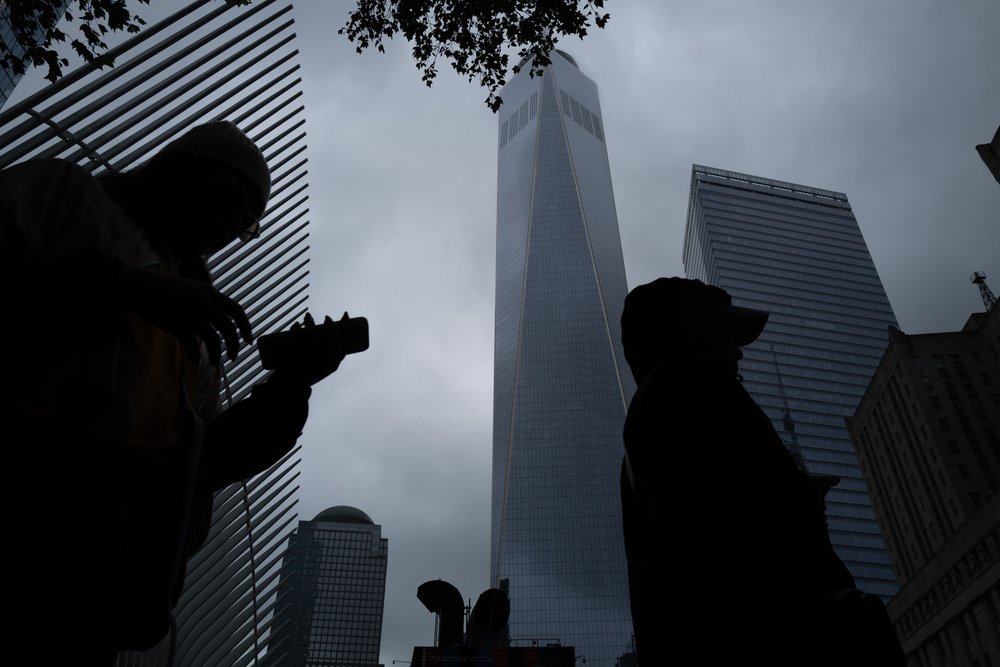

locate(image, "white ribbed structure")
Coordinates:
0 2 310 664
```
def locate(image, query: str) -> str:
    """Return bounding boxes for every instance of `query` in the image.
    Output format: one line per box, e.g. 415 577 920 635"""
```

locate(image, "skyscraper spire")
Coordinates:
770 344 808 471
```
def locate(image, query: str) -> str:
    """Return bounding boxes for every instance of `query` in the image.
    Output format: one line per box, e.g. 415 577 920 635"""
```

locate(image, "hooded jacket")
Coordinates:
621 352 856 662
2 157 307 651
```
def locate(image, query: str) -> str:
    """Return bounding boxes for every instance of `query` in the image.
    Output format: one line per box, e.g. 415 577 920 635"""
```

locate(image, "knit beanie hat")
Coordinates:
148 121 271 217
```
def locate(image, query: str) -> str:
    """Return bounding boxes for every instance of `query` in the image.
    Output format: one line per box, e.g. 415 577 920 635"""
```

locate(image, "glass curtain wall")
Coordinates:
492 51 635 665
265 507 388 667
684 164 899 597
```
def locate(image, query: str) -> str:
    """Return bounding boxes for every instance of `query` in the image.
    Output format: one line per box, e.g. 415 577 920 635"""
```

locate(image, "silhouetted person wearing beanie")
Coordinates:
619 277 903 666
1 122 342 662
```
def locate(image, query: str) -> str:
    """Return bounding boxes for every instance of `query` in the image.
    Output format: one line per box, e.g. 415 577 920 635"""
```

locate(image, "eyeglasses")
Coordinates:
222 176 262 242
238 214 261 242
179 164 266 246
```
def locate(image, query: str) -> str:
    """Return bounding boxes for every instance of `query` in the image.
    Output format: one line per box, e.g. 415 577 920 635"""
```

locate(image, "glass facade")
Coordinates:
491 51 635 665
684 164 900 597
265 506 388 667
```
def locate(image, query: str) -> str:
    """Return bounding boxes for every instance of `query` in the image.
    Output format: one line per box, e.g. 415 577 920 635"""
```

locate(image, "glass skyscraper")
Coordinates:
491 51 634 665
684 164 900 597
265 506 388 667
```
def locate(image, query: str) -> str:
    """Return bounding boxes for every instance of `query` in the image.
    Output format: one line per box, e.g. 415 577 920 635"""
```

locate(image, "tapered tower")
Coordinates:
491 51 634 665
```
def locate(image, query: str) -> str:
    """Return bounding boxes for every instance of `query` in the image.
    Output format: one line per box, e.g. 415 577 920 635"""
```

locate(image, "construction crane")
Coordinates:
971 272 997 311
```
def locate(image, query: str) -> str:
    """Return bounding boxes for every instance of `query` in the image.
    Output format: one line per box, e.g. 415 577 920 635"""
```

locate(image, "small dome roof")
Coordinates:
313 506 374 525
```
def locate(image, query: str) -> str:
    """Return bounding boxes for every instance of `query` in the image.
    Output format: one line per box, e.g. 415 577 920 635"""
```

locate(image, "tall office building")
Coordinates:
683 165 899 597
266 506 389 667
491 50 634 664
847 306 1000 666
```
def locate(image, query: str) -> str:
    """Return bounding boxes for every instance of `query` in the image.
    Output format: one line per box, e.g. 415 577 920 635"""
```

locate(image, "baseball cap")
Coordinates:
621 277 768 346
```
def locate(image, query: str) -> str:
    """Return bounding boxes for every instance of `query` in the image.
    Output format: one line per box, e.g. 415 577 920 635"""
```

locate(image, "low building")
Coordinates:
847 304 1000 666
266 506 388 667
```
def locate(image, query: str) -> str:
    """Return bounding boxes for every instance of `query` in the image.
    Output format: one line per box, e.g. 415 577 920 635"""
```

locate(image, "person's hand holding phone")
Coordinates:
258 311 368 387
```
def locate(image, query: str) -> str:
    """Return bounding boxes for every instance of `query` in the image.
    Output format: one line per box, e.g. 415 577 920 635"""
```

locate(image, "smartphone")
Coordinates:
257 316 369 370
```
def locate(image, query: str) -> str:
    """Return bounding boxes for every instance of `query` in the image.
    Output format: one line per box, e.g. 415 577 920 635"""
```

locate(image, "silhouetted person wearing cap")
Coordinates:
619 277 903 666
1 122 342 662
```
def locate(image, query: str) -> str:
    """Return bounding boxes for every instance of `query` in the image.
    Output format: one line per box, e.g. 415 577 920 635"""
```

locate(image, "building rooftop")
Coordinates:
313 506 375 525
516 49 579 71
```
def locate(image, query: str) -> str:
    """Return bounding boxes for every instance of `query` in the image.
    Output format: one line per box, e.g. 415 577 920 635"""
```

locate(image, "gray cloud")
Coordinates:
293 4 998 662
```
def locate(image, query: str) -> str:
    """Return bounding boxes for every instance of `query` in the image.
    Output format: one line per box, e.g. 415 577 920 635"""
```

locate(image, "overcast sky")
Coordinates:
293 3 998 662
7 1 1000 664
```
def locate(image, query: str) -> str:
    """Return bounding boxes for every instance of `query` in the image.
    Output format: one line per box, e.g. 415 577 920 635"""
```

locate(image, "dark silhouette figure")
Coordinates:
1 122 344 662
619 277 904 666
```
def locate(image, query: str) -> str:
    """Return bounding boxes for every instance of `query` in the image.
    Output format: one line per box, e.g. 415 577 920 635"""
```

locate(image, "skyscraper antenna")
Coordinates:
769 344 808 471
